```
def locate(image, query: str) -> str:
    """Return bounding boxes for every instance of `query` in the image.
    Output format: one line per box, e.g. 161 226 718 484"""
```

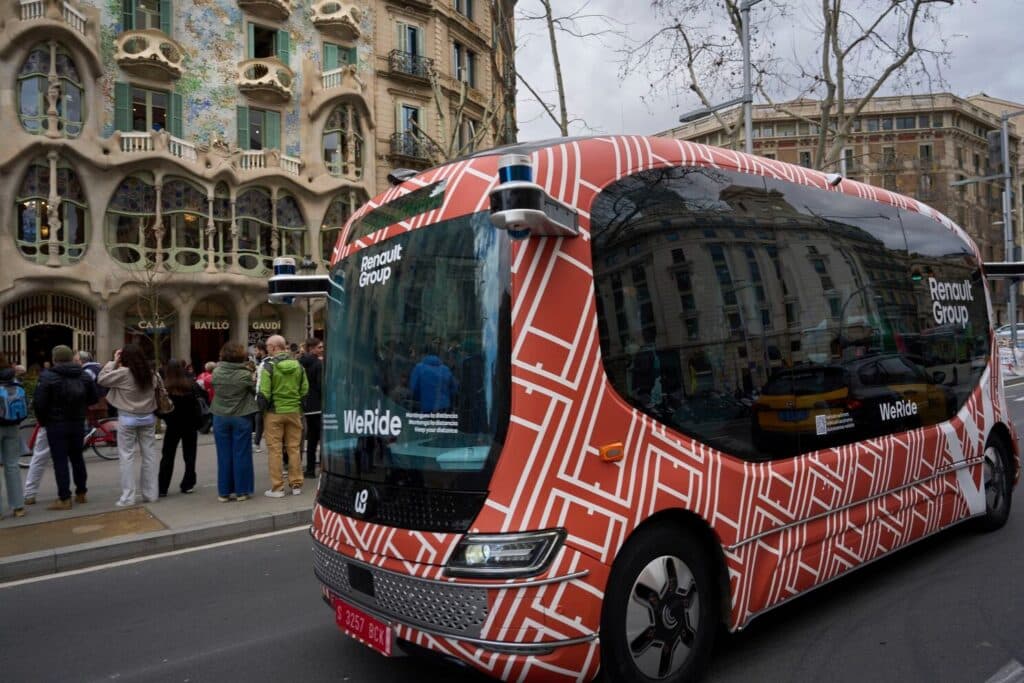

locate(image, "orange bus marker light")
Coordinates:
599 442 624 462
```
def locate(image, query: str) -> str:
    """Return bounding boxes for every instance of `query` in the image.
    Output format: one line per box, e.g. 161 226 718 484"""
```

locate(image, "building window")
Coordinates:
454 0 473 20
883 174 897 191
323 103 364 179
161 177 207 271
880 117 893 131
247 23 290 64
106 174 159 266
919 174 932 199
842 148 855 174
277 194 307 262
919 143 932 161
865 118 879 132
452 42 477 87
397 22 423 57
237 106 280 150
799 151 812 168
131 86 168 132
457 118 478 153
322 42 357 71
236 188 274 275
113 82 181 136
121 0 171 34
17 43 84 137
896 116 915 130
15 157 88 264
320 190 366 265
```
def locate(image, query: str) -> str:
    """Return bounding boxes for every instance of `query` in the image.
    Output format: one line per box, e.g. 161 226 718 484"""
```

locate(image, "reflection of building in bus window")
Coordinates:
457 339 486 432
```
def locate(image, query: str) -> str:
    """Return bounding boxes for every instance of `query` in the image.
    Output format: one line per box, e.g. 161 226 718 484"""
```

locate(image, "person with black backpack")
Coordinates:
0 354 29 519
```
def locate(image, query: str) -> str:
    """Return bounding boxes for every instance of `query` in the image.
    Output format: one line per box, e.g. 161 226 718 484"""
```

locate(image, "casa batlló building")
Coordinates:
0 0 513 370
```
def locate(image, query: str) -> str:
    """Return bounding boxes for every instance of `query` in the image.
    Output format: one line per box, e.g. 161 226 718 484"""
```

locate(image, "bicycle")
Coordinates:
18 421 37 468
84 417 119 460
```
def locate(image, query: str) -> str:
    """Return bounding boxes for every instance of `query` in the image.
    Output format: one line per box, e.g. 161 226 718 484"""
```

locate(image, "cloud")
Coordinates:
514 0 1024 142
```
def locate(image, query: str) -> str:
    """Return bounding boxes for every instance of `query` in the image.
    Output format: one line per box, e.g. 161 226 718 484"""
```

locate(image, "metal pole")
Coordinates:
1003 115 1017 350
741 2 753 155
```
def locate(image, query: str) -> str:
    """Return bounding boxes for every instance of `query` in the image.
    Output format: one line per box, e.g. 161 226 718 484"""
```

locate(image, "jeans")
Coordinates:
47 420 87 502
213 415 254 497
23 426 49 499
0 424 25 512
304 413 321 473
159 421 198 494
117 418 158 504
264 412 303 491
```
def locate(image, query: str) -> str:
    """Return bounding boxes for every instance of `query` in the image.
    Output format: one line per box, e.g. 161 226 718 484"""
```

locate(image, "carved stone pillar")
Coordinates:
45 150 61 267
152 179 165 269
205 193 218 273
270 186 280 260
45 41 60 139
229 196 241 275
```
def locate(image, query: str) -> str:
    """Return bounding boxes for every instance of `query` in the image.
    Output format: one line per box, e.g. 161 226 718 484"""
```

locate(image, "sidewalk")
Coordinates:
0 432 314 581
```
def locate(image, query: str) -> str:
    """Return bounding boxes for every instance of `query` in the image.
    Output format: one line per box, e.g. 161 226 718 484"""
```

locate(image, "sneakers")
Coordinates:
264 489 286 498
236 494 250 502
13 508 26 518
23 496 36 506
217 496 232 503
47 498 72 511
74 493 87 504
181 487 195 494
292 488 302 496
115 499 136 507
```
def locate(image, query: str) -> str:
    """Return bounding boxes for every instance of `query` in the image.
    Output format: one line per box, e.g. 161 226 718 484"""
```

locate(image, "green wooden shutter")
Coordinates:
396 22 408 53
265 110 280 150
415 26 423 57
323 43 339 71
236 105 249 150
342 46 357 65
246 23 255 60
169 92 183 138
114 82 131 132
276 29 290 65
121 0 134 30
159 0 172 36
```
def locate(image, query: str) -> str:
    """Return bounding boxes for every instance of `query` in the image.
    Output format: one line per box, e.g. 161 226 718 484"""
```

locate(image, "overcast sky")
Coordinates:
513 0 1024 142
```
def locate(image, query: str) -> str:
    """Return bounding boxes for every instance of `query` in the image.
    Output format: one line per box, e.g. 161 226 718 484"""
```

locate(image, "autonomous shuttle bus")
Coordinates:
272 136 1018 682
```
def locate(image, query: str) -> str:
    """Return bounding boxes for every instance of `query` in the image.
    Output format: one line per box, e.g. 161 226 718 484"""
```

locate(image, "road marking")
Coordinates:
986 660 1024 683
0 525 309 589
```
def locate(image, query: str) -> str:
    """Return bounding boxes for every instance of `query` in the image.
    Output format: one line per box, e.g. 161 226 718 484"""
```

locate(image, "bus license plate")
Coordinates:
779 410 808 422
333 597 393 657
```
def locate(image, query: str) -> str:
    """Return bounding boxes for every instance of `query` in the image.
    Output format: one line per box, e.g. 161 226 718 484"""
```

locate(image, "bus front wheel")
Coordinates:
600 524 719 683
976 432 1014 531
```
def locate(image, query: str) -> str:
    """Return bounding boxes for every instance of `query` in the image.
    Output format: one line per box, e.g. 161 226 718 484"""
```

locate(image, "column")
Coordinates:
234 302 250 348
229 195 241 275
44 41 60 139
176 303 192 367
45 150 62 267
205 193 218 273
95 303 111 363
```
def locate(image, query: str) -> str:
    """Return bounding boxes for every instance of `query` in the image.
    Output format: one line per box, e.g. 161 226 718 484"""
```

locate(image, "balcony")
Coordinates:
237 0 290 21
239 149 302 176
115 29 185 81
321 64 364 92
19 0 87 35
117 130 198 163
388 50 433 81
236 57 293 104
311 0 361 41
389 132 435 166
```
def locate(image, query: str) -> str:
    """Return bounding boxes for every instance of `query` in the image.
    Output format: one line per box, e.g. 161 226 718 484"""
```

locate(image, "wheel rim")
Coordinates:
984 445 1007 514
625 555 700 679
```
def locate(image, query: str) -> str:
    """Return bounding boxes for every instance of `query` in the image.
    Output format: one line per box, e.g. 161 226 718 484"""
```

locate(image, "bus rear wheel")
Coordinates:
600 524 718 683
976 433 1013 531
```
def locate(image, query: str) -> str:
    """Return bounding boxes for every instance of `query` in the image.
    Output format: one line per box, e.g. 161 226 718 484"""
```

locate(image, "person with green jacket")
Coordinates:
210 342 259 502
259 334 308 497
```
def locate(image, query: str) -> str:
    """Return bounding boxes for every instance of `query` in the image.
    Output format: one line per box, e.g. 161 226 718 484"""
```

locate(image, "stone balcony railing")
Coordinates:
239 149 302 175
389 132 435 163
321 64 364 92
237 57 293 103
237 0 290 21
388 50 433 80
115 130 301 176
311 0 361 41
118 130 198 163
19 0 87 34
116 29 185 81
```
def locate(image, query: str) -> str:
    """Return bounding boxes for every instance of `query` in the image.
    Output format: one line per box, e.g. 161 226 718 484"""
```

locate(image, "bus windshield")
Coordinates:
322 211 510 491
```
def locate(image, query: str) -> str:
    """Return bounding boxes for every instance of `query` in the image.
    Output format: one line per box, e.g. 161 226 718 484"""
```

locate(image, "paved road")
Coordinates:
4 382 1024 683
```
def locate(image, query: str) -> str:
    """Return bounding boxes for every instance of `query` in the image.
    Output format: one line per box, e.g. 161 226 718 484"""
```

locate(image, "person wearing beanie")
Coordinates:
31 344 98 510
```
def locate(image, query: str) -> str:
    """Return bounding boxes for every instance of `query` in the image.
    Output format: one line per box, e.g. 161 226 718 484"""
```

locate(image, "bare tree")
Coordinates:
622 0 954 169
516 0 625 136
123 239 176 366
415 71 503 162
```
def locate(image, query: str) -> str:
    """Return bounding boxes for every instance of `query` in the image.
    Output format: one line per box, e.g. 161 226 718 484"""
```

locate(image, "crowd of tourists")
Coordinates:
0 334 324 518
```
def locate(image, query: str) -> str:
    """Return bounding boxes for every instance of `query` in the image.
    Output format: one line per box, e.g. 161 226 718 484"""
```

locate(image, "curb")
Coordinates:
0 509 311 582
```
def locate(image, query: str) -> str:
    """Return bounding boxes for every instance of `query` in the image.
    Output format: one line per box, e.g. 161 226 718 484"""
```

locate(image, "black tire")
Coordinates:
976 432 1014 531
18 423 35 468
92 441 119 460
600 524 719 683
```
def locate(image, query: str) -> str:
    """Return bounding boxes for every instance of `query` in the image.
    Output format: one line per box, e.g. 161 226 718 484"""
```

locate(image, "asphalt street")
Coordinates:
3 381 1024 683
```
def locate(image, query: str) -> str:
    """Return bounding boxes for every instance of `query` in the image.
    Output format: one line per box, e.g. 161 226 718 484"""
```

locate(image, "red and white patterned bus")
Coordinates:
282 136 1018 682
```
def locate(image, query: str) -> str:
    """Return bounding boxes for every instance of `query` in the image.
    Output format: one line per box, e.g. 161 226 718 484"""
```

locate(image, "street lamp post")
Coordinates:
299 255 316 339
677 0 764 155
1000 111 1024 350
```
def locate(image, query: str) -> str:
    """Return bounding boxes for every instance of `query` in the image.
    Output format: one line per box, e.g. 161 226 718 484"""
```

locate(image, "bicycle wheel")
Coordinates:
91 419 120 460
92 441 119 460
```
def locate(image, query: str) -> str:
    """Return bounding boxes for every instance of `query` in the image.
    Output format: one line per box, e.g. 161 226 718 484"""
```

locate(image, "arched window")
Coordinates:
18 43 84 137
277 193 307 261
322 103 364 179
212 183 232 270
236 187 273 275
161 178 208 271
320 189 366 265
15 158 88 264
106 174 158 266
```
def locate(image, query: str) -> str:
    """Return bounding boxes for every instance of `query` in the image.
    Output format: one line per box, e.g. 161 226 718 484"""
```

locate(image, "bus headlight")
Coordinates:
446 529 566 578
